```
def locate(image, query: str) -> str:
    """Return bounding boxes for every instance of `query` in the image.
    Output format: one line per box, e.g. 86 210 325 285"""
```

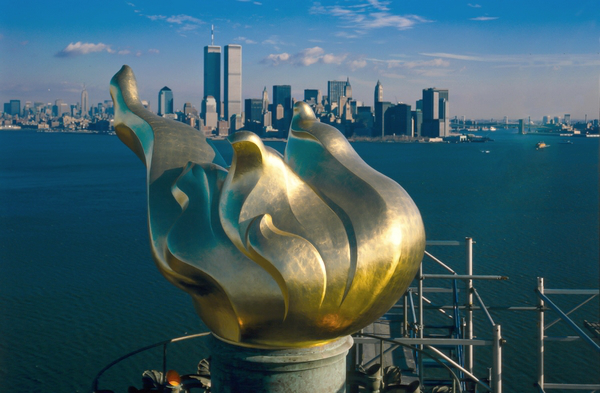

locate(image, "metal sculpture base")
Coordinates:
209 335 353 393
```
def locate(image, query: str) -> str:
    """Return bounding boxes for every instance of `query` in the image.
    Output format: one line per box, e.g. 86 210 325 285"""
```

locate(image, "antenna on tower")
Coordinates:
211 25 214 46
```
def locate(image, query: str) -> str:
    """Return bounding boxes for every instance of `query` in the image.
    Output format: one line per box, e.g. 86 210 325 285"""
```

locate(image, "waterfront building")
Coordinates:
217 120 229 136
412 109 423 137
374 80 383 106
201 96 218 130
53 99 67 117
224 44 242 122
272 85 292 135
158 86 173 116
384 103 412 136
204 44 221 117
519 119 525 134
422 88 449 137
8 100 21 116
564 114 571 125
328 78 351 109
245 98 263 123
304 89 321 105
328 80 345 106
374 101 392 137
262 87 269 113
183 102 198 117
81 87 88 118
355 106 374 135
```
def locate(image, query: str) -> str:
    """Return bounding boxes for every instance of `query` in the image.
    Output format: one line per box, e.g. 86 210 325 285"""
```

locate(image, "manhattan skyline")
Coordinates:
1 0 599 120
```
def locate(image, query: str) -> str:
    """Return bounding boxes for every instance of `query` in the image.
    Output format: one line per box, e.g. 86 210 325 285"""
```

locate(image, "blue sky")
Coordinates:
1 0 599 120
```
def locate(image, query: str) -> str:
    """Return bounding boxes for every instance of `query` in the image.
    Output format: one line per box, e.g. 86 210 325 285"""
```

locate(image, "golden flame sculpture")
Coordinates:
110 65 425 348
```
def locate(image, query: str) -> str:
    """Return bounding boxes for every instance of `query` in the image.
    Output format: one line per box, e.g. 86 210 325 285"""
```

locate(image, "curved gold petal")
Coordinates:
285 102 426 322
246 214 327 321
220 132 351 309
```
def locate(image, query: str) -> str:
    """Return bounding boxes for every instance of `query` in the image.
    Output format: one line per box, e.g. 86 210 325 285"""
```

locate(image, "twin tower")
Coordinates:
203 37 242 131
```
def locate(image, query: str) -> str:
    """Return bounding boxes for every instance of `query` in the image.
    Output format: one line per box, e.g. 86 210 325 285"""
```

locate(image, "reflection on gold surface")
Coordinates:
110 65 425 348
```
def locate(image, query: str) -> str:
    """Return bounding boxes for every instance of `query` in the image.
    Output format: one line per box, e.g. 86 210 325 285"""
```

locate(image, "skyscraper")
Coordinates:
304 89 321 105
384 103 412 136
374 80 383 106
224 44 242 122
9 100 21 116
261 86 269 113
204 44 221 116
245 98 263 123
202 96 218 130
272 85 292 135
328 80 348 107
375 101 392 137
81 86 88 117
422 88 449 137
158 86 173 116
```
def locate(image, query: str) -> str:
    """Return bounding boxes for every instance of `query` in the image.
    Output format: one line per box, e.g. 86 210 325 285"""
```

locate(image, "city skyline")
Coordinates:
1 0 599 120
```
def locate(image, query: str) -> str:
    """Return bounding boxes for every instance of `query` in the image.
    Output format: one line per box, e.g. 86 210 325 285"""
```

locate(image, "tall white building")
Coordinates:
81 86 88 117
224 44 242 122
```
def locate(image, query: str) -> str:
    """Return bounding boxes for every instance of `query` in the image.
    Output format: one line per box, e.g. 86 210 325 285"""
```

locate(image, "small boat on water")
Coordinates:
559 140 573 144
536 141 548 150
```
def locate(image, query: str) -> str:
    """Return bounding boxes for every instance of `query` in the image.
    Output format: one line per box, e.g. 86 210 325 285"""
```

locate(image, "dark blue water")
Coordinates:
0 130 598 392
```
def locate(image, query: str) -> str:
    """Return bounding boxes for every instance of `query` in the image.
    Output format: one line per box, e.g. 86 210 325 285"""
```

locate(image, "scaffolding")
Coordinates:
350 237 599 393
350 237 507 392
534 278 600 392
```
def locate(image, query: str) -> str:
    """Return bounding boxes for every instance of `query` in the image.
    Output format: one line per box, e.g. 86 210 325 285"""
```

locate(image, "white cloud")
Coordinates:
261 47 347 67
262 53 291 66
421 52 600 68
402 58 450 68
56 42 114 57
361 12 427 30
421 52 485 61
146 15 166 21
262 36 290 51
470 16 499 21
118 49 131 55
310 2 430 33
297 47 326 66
367 56 450 69
148 48 160 54
234 36 257 44
322 52 347 65
349 58 368 70
335 31 361 39
145 14 204 32
166 14 203 25
166 14 204 31
467 3 482 8
367 0 390 11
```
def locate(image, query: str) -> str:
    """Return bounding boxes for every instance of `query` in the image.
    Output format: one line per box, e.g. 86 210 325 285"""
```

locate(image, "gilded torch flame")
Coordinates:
110 65 425 348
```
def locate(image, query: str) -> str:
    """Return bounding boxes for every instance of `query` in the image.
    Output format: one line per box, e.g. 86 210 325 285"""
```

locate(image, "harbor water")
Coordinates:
0 130 598 392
